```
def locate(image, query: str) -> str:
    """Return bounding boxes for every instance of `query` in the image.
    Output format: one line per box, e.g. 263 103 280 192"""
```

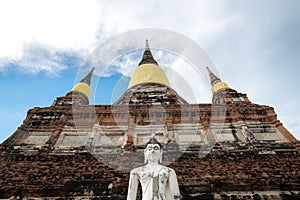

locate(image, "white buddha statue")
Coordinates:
127 136 180 200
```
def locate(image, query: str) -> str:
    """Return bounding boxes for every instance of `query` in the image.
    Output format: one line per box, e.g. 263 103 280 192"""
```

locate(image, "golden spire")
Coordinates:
71 67 94 99
145 39 150 51
80 67 94 85
128 40 170 88
138 39 158 66
206 67 230 93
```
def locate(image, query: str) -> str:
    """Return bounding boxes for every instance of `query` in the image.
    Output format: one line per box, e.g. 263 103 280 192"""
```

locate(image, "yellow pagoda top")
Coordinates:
71 68 94 99
128 40 170 88
207 67 231 93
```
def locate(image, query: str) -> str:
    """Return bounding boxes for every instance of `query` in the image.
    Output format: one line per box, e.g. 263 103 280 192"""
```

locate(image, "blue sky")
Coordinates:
0 0 300 142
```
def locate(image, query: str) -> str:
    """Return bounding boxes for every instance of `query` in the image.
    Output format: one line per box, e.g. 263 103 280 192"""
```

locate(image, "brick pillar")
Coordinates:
203 121 216 144
124 115 135 151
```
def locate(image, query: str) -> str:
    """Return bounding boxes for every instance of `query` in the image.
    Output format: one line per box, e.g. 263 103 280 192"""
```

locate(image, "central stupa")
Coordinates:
128 39 170 88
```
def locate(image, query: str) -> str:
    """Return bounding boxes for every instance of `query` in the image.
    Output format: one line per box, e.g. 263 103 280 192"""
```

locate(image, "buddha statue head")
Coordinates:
144 136 163 164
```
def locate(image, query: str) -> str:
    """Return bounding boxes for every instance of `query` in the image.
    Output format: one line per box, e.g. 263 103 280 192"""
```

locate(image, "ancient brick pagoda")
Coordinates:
1 40 300 199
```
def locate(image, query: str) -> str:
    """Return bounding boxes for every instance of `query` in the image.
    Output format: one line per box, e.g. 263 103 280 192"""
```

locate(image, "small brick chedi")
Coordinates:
0 41 299 199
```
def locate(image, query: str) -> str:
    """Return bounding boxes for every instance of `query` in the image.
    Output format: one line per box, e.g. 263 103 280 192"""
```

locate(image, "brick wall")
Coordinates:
0 150 299 199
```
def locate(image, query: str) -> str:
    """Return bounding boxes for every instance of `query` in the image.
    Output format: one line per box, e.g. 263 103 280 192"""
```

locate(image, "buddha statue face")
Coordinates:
144 143 162 163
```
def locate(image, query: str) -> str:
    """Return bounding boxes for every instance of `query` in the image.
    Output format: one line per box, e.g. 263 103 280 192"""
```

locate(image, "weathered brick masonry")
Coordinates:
1 42 299 199
0 149 299 199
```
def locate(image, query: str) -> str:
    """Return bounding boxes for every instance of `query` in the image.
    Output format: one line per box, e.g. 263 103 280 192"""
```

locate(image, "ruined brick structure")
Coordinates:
0 41 299 199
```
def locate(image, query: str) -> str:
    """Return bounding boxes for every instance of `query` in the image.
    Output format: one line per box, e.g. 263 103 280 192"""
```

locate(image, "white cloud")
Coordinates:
0 0 100 53
0 0 239 74
0 41 85 76
0 0 101 74
166 57 211 103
